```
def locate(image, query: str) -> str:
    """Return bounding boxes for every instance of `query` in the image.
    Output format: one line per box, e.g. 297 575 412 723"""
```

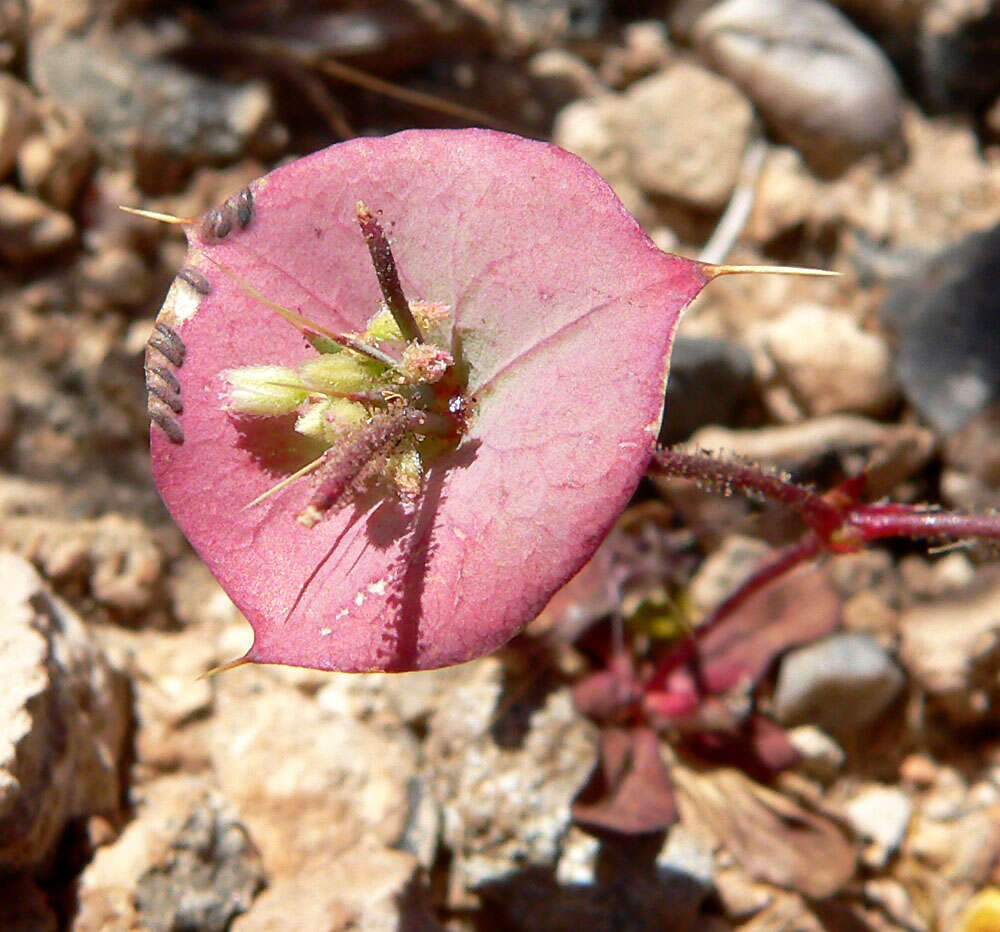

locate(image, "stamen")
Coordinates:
356 202 425 344
260 380 392 408
298 408 423 527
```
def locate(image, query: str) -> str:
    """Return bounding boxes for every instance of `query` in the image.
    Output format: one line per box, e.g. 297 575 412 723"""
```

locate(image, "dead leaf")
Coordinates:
673 765 856 898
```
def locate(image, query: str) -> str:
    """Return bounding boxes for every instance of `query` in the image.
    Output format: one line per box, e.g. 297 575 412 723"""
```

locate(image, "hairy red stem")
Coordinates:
356 201 425 344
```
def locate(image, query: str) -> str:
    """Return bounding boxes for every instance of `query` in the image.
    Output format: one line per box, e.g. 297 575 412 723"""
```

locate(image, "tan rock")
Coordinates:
552 92 628 183
0 185 73 261
747 303 896 419
233 841 429 932
202 666 422 878
0 552 130 871
747 146 822 244
0 72 36 178
17 100 92 209
0 513 164 614
900 569 1000 723
617 63 754 209
72 775 264 932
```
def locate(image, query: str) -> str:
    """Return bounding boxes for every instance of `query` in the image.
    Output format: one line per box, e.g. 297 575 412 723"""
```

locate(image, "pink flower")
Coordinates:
147 129 709 672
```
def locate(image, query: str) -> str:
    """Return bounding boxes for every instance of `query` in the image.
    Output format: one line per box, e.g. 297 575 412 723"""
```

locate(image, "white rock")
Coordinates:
656 822 715 910
554 826 600 885
787 725 846 781
773 632 903 734
845 784 913 867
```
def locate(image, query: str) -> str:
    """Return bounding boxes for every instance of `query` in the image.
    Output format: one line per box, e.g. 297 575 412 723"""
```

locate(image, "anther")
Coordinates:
235 188 253 228
178 267 211 294
150 322 185 367
150 407 184 443
203 206 234 240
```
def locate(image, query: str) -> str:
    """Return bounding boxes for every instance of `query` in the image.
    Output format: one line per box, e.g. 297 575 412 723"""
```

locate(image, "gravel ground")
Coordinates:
2 2 1000 930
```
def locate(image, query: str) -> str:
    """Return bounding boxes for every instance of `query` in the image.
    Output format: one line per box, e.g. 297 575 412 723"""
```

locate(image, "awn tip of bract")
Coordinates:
704 263 843 280
198 655 252 679
118 205 189 225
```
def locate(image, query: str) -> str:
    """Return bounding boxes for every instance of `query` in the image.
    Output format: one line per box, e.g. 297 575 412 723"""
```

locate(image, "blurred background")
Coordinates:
3 1 1000 929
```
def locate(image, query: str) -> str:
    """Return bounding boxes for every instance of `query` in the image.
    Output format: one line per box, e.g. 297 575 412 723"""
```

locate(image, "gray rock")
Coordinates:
424 658 595 898
773 632 903 734
29 24 278 192
660 335 755 443
134 793 266 932
881 221 1000 435
72 776 263 932
917 1 1000 113
0 551 130 872
695 0 905 175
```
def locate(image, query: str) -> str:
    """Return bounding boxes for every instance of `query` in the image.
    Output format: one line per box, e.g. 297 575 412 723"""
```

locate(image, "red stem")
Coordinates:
647 445 1000 699
848 506 1000 543
646 534 823 691
650 448 844 539
356 201 425 344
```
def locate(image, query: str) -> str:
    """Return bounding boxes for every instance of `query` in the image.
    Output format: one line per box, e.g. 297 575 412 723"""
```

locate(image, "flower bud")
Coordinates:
365 307 404 343
299 353 373 394
224 366 307 416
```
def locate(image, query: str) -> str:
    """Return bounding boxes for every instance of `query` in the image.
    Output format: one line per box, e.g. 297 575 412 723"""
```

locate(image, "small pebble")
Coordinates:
0 185 73 261
773 632 903 734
